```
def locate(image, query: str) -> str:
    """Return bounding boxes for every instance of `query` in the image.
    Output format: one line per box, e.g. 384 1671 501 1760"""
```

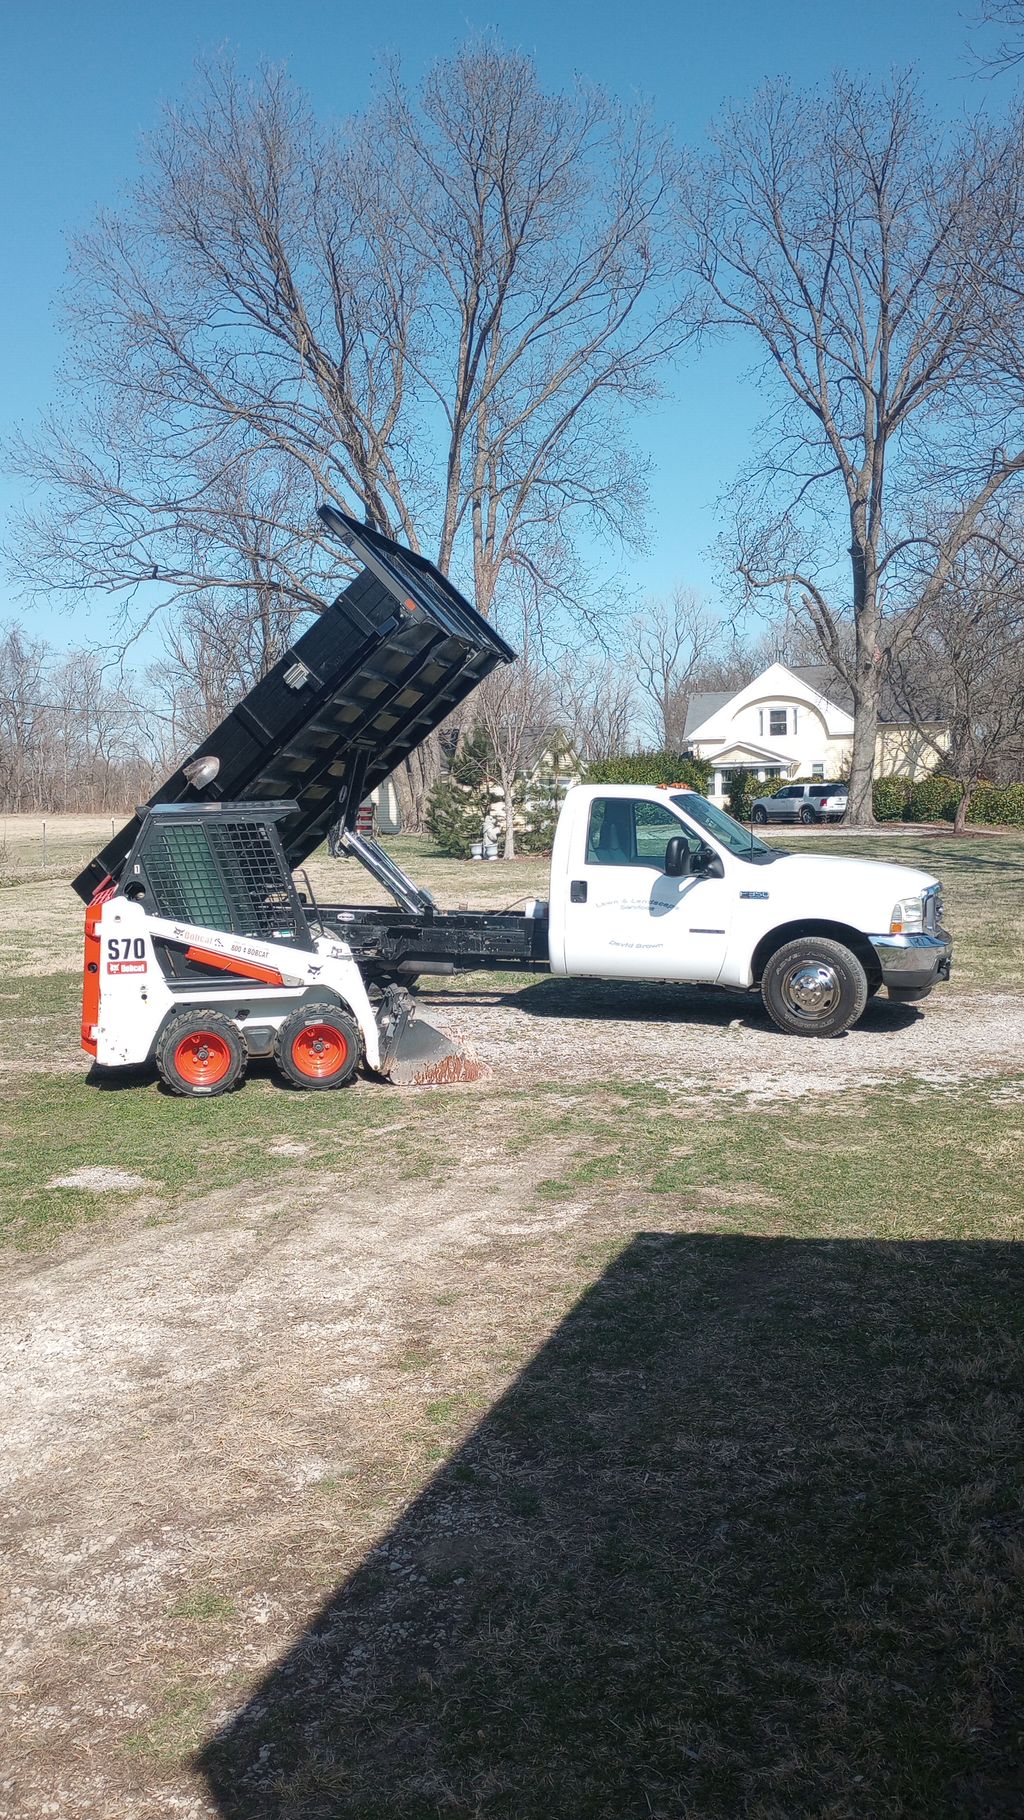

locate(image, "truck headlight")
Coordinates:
890 896 924 934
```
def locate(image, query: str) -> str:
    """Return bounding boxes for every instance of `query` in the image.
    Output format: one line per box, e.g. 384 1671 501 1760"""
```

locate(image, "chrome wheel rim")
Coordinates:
781 961 841 1021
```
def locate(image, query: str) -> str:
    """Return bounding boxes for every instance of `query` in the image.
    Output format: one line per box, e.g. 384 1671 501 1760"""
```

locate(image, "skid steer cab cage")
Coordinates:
120 802 314 958
73 505 515 905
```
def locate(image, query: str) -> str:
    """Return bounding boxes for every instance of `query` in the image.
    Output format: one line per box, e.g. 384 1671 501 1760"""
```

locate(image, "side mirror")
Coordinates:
695 845 725 879
664 835 689 877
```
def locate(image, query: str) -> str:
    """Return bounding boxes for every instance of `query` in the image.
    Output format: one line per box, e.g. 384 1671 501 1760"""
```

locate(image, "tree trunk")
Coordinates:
396 732 441 833
953 779 976 835
501 765 516 859
845 558 881 826
845 678 879 826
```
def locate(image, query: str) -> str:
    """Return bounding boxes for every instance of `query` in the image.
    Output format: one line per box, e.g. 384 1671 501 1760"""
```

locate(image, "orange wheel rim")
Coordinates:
175 1031 232 1087
292 1022 348 1079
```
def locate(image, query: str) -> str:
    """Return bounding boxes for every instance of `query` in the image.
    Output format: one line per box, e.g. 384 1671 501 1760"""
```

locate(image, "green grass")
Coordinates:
0 822 1021 1247
0 1050 456 1243
167 1588 237 1623
123 1673 217 1761
530 1075 1024 1241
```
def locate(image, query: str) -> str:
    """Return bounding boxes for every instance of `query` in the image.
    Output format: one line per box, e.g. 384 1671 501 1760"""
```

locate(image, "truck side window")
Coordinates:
586 799 690 868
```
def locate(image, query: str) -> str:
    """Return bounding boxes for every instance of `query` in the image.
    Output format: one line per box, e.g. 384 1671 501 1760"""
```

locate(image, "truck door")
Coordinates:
561 796 733 983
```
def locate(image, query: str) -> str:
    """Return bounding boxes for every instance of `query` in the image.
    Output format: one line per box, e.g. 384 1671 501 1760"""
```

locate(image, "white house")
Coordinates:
685 663 944 804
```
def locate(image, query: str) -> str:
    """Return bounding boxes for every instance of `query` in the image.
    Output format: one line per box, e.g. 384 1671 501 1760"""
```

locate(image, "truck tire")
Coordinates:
751 806 768 824
761 937 869 1037
274 1002 360 1090
799 805 816 824
156 1010 247 1096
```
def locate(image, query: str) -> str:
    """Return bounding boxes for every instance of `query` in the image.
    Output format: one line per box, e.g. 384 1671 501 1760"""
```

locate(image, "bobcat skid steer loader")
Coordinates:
75 506 516 1096
81 800 474 1094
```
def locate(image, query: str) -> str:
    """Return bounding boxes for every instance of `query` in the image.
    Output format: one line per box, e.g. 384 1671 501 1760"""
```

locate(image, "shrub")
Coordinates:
904 774 960 823
965 782 1024 826
726 770 762 822
872 776 913 822
586 751 713 793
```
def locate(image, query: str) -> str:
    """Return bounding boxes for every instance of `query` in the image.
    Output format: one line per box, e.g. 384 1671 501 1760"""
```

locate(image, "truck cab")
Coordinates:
548 783 951 1035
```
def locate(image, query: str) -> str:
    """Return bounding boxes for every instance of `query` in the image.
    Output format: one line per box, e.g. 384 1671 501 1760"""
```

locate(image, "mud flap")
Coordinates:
375 985 487 1086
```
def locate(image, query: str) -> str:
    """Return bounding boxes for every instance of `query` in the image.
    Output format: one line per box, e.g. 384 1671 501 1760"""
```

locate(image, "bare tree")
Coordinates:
677 75 1024 823
632 587 719 747
0 630 48 812
889 544 1024 830
553 652 636 763
9 42 685 825
473 627 556 859
0 627 169 814
969 2 1024 72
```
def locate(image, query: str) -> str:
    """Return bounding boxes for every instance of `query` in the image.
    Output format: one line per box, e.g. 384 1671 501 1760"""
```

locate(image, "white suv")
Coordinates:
750 782 848 825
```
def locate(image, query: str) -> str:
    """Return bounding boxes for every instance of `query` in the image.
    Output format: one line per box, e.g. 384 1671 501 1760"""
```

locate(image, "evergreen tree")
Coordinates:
425 724 495 857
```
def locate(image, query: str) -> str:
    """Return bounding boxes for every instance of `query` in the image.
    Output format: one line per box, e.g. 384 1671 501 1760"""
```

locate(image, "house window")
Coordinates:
769 709 787 737
812 763 824 780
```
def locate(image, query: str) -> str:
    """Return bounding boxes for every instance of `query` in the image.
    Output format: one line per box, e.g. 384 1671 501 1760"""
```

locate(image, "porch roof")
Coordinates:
704 740 800 768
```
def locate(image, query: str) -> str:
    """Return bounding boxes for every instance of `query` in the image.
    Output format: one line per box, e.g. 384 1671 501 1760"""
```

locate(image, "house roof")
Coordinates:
788 664 946 724
683 691 732 738
706 737 802 766
684 663 944 738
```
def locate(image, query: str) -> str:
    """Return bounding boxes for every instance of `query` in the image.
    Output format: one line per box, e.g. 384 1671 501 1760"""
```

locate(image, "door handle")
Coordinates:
570 879 587 903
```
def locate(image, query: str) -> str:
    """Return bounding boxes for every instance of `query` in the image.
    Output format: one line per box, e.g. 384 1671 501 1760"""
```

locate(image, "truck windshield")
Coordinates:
671 793 772 860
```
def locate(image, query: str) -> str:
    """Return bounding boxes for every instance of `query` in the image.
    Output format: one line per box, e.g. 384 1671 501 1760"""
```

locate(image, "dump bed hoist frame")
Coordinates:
315 829 550 983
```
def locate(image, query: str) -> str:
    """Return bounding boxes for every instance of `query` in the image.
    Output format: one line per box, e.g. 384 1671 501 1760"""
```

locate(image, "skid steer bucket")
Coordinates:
376 988 488 1086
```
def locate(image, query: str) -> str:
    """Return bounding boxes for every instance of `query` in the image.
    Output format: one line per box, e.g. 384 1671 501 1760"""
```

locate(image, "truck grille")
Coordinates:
923 885 943 931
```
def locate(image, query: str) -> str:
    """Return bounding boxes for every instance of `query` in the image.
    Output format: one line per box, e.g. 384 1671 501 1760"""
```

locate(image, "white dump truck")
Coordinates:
75 509 951 1094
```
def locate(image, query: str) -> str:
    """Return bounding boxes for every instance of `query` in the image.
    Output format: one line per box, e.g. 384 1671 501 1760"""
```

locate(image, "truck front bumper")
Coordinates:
867 929 953 997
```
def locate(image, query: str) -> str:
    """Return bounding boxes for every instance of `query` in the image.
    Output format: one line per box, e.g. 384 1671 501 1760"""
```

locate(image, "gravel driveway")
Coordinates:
419 976 1023 1099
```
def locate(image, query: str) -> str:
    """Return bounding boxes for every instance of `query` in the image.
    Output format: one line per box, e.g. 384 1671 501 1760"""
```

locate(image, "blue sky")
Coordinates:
0 0 1011 658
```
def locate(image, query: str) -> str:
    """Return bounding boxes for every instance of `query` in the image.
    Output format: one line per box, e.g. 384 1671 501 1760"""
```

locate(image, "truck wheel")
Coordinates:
156 1010 246 1096
275 1002 360 1090
761 937 868 1037
799 805 817 824
751 806 768 825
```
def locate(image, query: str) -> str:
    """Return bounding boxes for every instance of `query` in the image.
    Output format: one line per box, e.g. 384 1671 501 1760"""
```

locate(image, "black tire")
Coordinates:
761 937 869 1038
156 1010 246 1097
274 1002 360 1090
751 806 768 825
799 805 816 824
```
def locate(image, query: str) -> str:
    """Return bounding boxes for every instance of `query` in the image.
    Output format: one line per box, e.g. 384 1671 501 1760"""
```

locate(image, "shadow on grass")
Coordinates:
198 1235 1023 1819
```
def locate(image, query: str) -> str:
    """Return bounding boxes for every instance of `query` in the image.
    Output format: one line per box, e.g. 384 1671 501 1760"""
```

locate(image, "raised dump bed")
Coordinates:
73 505 515 903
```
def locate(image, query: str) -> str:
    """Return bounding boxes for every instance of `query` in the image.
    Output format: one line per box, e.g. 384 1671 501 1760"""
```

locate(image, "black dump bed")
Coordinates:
73 506 515 903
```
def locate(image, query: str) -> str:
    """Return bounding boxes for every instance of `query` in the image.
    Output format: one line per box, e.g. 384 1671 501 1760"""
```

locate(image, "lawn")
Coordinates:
1 818 1022 1817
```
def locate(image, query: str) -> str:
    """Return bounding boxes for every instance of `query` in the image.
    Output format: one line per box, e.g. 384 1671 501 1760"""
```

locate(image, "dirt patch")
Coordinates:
46 1167 151 1193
